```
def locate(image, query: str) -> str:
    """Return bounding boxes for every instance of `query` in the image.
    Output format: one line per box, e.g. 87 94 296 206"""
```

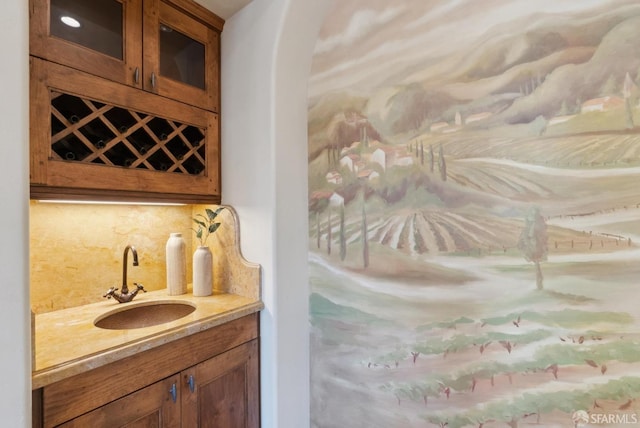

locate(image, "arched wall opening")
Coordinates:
221 1 329 427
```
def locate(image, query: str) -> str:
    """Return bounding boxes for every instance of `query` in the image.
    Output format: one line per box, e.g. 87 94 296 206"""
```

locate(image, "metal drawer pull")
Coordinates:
188 375 195 393
169 383 177 402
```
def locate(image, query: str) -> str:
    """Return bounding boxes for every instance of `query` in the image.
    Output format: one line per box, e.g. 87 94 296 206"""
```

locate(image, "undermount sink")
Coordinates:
94 301 196 330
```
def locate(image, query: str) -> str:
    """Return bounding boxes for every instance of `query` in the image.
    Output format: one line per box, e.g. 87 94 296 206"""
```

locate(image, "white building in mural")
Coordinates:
455 111 463 126
581 96 624 113
339 154 359 171
371 147 394 171
325 171 342 184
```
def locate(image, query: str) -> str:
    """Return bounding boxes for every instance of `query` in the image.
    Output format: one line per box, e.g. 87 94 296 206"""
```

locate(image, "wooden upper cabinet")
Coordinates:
29 0 223 202
30 0 221 112
30 57 220 203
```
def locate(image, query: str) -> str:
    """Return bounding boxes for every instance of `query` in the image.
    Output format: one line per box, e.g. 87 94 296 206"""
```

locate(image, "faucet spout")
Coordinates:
122 245 138 295
103 245 146 303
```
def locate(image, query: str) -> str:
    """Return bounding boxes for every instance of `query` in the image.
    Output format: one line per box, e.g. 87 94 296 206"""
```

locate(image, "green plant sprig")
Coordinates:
193 207 225 247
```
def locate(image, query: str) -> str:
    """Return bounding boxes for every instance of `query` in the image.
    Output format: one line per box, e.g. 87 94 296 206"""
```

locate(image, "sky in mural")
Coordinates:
310 0 640 97
309 1 640 427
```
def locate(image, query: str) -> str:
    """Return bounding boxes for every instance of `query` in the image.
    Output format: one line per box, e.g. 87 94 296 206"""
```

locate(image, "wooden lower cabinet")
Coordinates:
35 314 259 428
59 374 181 427
182 340 259 428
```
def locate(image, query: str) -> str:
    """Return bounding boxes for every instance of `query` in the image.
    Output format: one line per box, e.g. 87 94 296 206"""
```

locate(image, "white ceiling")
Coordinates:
193 0 253 20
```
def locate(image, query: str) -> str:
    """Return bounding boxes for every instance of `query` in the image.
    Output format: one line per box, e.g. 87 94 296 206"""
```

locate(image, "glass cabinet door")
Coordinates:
50 0 124 60
159 24 205 90
144 1 219 112
30 0 142 87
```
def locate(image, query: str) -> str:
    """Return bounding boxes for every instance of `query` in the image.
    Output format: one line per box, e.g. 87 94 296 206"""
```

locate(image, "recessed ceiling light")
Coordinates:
60 16 81 28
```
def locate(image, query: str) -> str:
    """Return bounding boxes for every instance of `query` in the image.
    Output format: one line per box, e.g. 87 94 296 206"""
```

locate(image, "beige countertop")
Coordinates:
33 288 263 389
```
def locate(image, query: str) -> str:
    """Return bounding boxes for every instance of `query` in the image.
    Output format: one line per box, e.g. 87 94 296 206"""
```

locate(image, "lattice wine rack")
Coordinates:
49 91 206 175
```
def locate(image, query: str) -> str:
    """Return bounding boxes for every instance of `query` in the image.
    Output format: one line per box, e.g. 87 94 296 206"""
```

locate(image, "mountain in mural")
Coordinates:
309 5 640 140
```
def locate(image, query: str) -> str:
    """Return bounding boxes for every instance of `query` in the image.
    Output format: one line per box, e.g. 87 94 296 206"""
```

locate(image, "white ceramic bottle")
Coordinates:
192 246 213 296
166 233 187 295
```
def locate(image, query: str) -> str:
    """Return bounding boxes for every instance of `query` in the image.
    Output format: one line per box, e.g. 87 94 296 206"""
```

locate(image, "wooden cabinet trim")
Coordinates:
39 57 210 120
163 0 225 31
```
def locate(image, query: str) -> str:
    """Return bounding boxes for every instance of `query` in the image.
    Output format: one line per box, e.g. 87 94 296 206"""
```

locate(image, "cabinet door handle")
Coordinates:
169 383 177 403
188 375 195 393
134 67 140 84
151 72 157 89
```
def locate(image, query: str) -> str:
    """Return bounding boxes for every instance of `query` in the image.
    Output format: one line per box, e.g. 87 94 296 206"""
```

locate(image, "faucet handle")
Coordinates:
134 283 147 293
103 287 118 299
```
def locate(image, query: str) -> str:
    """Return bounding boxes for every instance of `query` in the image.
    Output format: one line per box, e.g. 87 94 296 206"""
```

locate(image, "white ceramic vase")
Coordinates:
192 245 213 296
166 233 187 295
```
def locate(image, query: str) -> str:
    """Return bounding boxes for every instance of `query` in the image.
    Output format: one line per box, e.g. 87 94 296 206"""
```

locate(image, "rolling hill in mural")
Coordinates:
309 1 640 427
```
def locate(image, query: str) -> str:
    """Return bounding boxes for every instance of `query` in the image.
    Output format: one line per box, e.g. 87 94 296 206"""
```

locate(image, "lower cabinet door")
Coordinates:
59 374 181 428
181 339 259 428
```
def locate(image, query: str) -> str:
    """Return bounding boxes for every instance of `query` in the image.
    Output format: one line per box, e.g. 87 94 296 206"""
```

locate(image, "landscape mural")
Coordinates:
308 1 640 427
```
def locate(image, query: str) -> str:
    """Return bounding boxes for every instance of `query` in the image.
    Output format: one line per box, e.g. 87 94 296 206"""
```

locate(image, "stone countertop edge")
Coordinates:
32 289 264 389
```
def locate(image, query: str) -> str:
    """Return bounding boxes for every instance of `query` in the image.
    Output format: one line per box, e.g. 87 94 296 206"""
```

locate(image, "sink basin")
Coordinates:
94 301 196 330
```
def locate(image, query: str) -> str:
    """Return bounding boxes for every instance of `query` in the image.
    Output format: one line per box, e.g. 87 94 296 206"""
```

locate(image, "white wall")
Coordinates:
221 0 328 427
0 1 31 426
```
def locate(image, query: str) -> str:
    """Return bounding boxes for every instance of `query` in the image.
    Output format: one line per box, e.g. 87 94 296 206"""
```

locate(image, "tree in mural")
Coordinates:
316 212 320 249
429 144 435 173
518 206 548 290
339 203 346 261
309 196 328 249
327 208 332 255
600 74 618 97
361 187 369 268
623 71 636 129
361 123 369 149
438 144 447 181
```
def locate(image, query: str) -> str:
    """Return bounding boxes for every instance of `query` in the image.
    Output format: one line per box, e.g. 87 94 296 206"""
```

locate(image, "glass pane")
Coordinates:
50 0 123 60
160 24 205 89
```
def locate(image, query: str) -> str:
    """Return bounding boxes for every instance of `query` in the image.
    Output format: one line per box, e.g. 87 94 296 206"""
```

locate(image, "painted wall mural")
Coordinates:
308 1 640 427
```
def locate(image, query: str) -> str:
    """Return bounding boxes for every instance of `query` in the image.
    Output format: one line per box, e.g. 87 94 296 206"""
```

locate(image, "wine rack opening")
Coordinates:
50 91 206 175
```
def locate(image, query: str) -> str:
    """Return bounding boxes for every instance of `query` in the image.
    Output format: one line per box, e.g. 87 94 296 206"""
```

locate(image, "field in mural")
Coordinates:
309 1 640 427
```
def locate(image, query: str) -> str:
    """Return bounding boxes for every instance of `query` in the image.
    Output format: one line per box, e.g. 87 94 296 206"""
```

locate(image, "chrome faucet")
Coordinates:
103 245 147 303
